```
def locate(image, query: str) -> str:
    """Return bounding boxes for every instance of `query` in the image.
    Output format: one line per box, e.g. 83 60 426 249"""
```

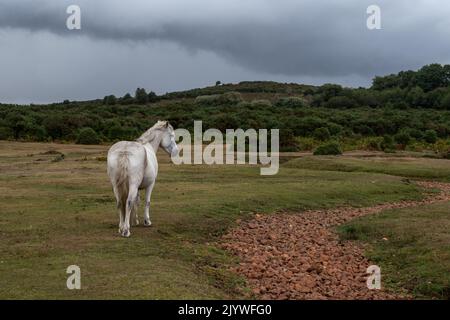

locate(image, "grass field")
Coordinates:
338 202 450 299
0 141 449 299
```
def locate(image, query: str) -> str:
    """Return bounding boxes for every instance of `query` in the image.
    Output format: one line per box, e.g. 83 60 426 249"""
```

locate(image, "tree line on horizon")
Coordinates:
1 63 450 156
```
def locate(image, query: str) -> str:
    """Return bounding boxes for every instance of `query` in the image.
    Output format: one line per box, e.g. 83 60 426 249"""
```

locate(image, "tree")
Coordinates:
215 81 222 86
147 91 158 103
135 88 148 104
120 93 134 104
0 126 13 140
394 131 411 147
407 87 425 107
325 96 357 109
440 93 450 110
319 84 343 101
416 64 450 92
398 70 417 88
372 74 400 91
104 95 117 105
424 130 437 144
313 127 331 141
380 135 395 152
76 127 101 145
5 111 25 139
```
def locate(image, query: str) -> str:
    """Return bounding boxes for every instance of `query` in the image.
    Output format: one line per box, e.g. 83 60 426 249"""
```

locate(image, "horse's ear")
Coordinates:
165 121 169 128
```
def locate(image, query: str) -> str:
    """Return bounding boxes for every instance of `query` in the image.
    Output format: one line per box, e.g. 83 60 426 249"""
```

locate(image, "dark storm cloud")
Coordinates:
1 0 449 77
0 0 449 103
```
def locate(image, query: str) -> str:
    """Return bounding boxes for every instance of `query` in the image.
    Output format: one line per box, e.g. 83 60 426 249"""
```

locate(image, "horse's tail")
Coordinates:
116 151 130 211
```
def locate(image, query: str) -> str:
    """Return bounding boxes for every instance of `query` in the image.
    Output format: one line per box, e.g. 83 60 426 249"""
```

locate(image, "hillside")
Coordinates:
1 64 450 156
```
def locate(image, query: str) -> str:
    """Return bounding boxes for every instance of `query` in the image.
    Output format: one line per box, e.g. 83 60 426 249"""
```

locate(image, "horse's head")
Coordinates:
158 121 179 157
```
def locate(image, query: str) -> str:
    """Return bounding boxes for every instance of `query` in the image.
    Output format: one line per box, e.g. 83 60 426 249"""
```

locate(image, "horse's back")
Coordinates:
107 141 147 185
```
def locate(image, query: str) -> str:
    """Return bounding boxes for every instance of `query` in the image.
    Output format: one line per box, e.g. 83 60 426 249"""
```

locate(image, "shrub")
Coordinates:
424 130 438 144
147 91 159 103
279 129 300 152
327 123 343 136
76 127 101 145
275 96 307 108
120 93 134 104
364 137 382 151
394 131 411 147
0 126 13 140
325 96 357 109
250 99 272 108
440 93 450 110
23 123 47 141
380 135 396 152
407 128 424 140
297 137 316 151
313 141 343 155
195 92 243 106
313 127 331 141
104 95 117 105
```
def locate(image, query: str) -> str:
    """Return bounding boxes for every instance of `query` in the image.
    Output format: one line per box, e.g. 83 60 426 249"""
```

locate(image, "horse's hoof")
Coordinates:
144 219 152 227
121 229 130 237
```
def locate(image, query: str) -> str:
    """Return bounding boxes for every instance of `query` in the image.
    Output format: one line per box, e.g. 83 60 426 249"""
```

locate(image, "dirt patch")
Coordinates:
220 181 450 300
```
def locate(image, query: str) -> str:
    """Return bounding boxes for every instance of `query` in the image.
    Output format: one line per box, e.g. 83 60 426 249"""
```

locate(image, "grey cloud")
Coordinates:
1 0 449 78
0 0 449 103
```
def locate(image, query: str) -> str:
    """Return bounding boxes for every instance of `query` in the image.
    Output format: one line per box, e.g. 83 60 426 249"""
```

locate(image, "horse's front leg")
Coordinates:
133 192 140 226
144 182 155 226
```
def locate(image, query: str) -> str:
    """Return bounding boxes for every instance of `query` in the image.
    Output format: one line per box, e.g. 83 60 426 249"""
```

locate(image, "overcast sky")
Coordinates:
0 0 449 104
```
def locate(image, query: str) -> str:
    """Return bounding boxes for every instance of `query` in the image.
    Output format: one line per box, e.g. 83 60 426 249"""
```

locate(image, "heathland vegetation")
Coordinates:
1 64 450 156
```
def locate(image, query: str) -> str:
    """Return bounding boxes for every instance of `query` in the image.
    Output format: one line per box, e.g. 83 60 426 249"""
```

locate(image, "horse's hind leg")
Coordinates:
133 192 140 226
122 186 138 238
112 186 124 234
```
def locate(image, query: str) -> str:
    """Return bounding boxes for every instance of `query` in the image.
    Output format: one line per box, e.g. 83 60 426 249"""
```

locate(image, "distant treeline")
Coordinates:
1 64 450 155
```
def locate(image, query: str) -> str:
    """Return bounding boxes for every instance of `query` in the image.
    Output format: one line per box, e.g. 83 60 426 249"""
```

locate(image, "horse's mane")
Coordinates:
136 121 172 144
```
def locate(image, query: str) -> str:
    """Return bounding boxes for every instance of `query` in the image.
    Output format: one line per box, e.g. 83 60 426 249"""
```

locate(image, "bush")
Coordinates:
313 127 331 141
76 127 101 145
279 129 300 152
104 95 117 105
394 131 411 147
250 99 272 108
325 96 357 108
364 137 382 151
327 123 343 136
147 91 159 103
275 96 307 108
440 93 450 109
313 141 343 155
0 126 13 140
195 92 243 106
380 135 396 152
424 130 438 144
407 128 424 140
297 137 316 151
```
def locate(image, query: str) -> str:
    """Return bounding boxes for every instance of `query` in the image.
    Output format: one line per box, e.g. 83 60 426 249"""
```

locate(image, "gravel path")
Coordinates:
220 181 450 300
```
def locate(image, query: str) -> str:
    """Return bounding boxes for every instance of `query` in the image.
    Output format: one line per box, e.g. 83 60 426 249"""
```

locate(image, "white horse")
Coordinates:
107 121 178 237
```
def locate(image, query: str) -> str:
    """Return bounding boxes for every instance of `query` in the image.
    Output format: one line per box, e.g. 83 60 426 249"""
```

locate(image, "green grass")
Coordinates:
0 141 449 299
285 155 450 182
338 202 450 299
